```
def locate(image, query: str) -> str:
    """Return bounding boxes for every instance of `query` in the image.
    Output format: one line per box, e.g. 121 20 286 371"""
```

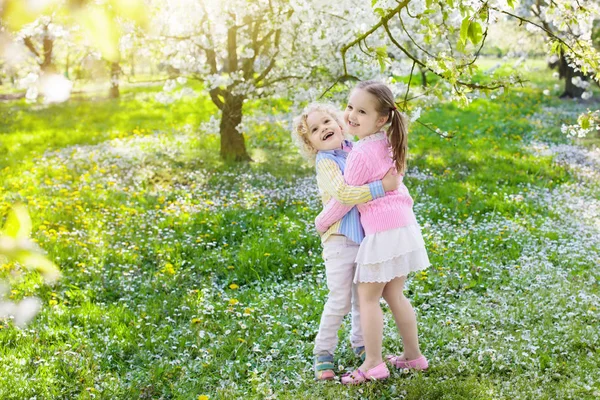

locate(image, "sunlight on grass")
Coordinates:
0 65 599 399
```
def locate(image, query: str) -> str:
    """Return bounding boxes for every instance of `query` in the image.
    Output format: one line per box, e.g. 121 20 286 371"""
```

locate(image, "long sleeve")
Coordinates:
344 150 374 186
315 199 353 233
316 158 384 205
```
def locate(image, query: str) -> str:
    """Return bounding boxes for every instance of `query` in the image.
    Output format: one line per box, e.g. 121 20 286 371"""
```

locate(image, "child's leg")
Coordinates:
348 240 364 353
357 281 386 371
382 276 422 360
350 280 365 354
314 238 358 356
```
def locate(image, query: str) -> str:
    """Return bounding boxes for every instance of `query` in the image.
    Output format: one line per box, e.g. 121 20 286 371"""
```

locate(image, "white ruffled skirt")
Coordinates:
353 224 430 284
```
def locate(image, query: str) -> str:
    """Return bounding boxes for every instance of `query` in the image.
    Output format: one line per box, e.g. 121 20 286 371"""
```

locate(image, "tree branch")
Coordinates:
491 6 578 56
253 29 281 85
257 74 304 88
226 25 238 73
340 1 410 75
402 61 416 111
382 20 506 91
209 87 226 110
318 74 359 99
23 36 40 58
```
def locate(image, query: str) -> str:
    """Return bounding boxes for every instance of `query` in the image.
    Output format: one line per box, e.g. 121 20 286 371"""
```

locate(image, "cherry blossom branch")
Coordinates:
340 1 409 76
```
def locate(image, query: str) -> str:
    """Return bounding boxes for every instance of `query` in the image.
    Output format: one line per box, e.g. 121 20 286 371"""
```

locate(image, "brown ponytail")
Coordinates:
355 80 408 174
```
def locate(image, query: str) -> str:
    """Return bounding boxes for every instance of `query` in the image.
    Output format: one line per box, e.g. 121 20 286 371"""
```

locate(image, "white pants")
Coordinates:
313 235 364 355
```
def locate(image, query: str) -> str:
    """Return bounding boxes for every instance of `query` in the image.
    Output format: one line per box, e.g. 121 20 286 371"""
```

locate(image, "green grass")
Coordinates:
0 65 599 399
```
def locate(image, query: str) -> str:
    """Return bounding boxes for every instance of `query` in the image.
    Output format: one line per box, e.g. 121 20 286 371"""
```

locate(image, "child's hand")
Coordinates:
382 168 399 192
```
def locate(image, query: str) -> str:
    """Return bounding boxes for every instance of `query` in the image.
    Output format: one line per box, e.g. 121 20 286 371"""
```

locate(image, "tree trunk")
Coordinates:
109 61 120 98
220 94 252 162
558 51 587 99
420 68 427 88
41 25 54 73
65 51 70 79
130 52 135 77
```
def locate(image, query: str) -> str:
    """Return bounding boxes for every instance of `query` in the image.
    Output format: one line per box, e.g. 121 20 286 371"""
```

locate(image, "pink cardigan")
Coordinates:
315 132 416 235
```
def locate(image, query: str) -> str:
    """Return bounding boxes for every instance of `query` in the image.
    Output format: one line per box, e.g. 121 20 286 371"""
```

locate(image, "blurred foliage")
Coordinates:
0 204 60 283
1 0 147 61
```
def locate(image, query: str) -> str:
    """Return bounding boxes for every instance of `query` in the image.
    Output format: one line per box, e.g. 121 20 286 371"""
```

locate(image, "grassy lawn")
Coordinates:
0 65 599 399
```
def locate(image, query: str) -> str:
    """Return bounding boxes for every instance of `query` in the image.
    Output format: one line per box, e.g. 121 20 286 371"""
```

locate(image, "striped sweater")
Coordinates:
315 132 416 236
315 141 385 244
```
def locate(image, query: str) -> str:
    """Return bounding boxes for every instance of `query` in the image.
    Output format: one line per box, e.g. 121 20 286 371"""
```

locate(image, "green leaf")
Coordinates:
579 114 591 130
373 7 385 17
375 46 388 72
479 6 489 22
468 21 483 45
18 253 61 283
446 0 454 7
460 17 470 45
507 0 516 9
2 204 31 239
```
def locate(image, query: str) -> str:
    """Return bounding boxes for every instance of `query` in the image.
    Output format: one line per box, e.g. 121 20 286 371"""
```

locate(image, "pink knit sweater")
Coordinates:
316 132 417 235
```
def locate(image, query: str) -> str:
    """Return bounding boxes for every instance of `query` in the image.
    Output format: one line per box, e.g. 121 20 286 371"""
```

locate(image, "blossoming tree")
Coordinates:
154 0 598 161
152 0 383 161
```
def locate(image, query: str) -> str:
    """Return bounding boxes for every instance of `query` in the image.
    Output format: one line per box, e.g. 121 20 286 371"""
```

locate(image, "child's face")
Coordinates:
306 110 344 152
344 88 388 139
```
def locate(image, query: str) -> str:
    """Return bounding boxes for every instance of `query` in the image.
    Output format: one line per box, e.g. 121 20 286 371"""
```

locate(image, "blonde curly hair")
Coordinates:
291 103 346 165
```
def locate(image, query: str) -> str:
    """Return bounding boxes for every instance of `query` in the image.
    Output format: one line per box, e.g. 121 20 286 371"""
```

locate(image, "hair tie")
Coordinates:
392 106 397 111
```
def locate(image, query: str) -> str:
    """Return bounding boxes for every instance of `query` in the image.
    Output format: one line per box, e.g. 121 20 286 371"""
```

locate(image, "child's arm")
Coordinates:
315 198 353 233
315 154 396 233
316 158 385 205
344 151 374 186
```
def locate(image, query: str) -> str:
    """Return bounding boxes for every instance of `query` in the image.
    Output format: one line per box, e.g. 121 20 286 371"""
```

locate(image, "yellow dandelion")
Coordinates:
229 283 239 290
228 298 239 306
162 263 175 275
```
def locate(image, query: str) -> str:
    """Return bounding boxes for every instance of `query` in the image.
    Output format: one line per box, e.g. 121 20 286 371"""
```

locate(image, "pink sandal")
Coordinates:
386 354 429 370
341 362 390 385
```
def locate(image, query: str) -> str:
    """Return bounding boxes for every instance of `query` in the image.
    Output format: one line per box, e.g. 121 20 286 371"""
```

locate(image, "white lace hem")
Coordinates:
353 247 430 284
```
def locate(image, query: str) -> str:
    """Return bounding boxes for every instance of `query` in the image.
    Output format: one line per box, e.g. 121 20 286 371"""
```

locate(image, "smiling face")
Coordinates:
305 110 345 152
344 88 388 139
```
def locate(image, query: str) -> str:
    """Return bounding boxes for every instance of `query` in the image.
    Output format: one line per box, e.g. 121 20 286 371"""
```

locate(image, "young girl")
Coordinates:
291 103 399 380
315 81 430 384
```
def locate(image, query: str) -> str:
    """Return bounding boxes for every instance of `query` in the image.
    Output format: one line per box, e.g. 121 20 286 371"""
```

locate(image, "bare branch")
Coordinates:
402 61 416 111
209 87 226 110
253 29 281 85
205 48 218 74
226 25 238 73
491 6 579 56
257 74 304 88
318 74 359 99
398 14 436 60
382 20 507 91
415 119 455 139
23 36 40 58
